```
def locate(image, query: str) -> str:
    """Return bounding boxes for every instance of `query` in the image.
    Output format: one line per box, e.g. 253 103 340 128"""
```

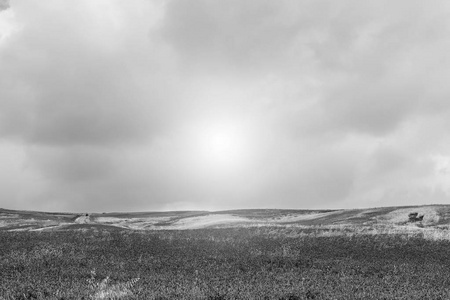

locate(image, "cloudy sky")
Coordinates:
1 0 450 212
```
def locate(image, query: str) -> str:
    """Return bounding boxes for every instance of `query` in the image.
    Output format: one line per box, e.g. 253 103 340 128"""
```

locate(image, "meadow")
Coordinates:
1 225 450 299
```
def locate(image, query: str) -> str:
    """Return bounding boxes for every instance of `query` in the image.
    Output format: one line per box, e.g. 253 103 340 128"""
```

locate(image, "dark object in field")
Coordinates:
408 212 424 222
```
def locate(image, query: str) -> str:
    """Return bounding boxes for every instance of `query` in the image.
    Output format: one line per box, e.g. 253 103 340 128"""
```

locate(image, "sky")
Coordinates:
1 0 450 212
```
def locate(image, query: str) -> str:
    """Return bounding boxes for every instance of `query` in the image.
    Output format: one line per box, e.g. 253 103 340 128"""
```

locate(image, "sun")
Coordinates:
188 119 250 171
203 128 242 165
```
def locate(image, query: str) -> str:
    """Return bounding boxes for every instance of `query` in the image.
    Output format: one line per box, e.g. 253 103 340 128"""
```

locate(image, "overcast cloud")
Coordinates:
1 0 450 212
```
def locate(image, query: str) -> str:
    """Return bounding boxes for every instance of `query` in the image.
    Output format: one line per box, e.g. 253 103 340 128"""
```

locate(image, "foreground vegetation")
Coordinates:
1 227 450 299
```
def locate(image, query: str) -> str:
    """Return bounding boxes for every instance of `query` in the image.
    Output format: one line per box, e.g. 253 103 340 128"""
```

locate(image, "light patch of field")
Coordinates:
421 227 450 241
168 214 252 229
75 215 91 224
8 227 35 232
267 211 340 223
377 206 440 225
94 216 173 230
30 224 70 231
95 216 171 224
349 208 381 219
0 216 61 230
94 217 130 229
95 217 130 223
0 213 19 218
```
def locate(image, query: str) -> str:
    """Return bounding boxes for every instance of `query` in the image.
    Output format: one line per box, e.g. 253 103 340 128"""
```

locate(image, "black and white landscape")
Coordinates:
1 0 450 299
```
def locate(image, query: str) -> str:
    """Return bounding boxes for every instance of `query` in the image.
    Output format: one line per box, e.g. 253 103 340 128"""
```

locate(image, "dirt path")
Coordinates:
74 214 91 224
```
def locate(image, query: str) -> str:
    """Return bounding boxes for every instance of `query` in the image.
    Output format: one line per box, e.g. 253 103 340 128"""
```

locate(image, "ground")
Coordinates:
1 205 450 299
1 205 450 232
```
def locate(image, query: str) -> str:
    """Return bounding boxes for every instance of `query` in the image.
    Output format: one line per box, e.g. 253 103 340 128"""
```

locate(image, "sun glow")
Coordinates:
188 119 251 172
203 127 243 165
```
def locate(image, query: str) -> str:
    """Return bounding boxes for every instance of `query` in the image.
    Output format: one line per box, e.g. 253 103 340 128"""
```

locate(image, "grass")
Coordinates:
2 205 450 231
1 226 450 299
87 270 140 299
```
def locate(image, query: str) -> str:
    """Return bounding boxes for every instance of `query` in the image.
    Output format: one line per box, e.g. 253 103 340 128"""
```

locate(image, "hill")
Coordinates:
1 205 449 232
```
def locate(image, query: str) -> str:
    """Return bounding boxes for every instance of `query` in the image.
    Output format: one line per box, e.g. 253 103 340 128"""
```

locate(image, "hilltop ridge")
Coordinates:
1 205 449 232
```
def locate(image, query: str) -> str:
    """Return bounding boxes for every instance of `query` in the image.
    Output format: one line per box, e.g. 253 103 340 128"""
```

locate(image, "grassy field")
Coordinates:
2 205 450 231
2 225 450 299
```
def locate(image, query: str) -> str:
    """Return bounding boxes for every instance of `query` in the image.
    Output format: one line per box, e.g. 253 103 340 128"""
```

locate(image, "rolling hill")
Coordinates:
1 205 449 232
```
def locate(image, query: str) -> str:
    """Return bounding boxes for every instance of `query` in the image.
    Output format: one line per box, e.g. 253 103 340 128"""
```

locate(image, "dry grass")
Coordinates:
1 205 450 233
88 270 140 299
2 227 450 299
378 206 441 225
248 223 450 242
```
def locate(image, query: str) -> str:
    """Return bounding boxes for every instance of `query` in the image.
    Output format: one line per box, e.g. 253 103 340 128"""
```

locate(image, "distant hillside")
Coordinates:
1 205 449 231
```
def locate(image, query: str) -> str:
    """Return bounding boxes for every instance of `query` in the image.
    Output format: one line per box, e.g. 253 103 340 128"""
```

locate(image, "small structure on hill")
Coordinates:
408 212 424 222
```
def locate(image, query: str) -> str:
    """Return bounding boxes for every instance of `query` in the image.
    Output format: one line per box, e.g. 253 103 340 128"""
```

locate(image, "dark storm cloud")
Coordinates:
1 0 450 212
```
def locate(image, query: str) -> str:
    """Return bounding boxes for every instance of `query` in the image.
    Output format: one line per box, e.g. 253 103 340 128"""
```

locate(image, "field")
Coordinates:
1 205 450 299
